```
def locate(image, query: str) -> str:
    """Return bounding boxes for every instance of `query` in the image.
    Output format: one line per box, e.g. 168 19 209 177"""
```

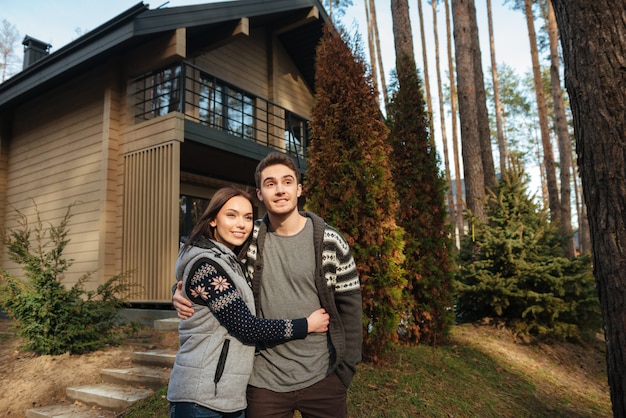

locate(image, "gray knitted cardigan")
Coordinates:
244 211 363 387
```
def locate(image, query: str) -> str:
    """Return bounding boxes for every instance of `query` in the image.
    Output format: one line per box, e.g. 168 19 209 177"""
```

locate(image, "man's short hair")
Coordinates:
254 152 301 188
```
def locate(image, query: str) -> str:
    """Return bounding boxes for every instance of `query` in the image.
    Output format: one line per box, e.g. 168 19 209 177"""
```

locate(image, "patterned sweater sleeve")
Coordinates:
326 227 363 379
186 259 308 344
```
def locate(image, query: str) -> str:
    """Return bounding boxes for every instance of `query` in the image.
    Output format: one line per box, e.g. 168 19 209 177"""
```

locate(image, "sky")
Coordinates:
3 0 532 79
3 0 537 190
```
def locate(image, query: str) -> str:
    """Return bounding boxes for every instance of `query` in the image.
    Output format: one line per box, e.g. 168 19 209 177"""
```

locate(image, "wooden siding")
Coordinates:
192 25 315 153
98 84 122 283
127 28 187 77
1 12 318 305
274 39 315 118
121 115 182 302
195 27 269 98
2 70 108 292
0 121 8 236
193 25 315 115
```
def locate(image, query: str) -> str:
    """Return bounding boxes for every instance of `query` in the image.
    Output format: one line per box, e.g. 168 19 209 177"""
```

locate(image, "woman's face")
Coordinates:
209 195 253 250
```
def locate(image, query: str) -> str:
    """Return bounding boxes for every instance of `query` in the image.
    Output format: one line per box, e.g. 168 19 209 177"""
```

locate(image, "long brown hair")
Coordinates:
181 187 254 254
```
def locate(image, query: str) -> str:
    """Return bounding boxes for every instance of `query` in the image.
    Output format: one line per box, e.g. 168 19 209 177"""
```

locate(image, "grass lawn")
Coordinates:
124 323 611 417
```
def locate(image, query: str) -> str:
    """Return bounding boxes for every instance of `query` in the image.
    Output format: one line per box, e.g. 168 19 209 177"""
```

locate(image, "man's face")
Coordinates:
256 164 302 216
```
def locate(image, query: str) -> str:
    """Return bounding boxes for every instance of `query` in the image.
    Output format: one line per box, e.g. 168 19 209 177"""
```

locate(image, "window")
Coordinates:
179 195 210 239
285 113 308 159
196 75 255 140
134 62 310 159
135 65 182 121
198 77 224 129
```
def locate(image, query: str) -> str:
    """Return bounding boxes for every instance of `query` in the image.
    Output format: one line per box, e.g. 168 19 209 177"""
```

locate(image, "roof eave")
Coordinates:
0 0 330 110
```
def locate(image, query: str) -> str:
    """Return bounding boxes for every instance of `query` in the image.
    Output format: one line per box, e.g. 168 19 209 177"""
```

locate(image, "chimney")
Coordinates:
22 35 52 69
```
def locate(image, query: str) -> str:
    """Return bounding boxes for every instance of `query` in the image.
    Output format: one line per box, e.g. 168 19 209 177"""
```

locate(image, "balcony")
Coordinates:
133 62 309 164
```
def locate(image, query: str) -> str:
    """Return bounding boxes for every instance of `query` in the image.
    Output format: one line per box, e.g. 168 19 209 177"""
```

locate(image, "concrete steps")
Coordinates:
101 366 170 390
26 318 179 418
25 403 119 418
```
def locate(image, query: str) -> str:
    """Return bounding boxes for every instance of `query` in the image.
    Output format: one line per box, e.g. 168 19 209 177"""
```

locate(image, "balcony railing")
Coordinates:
133 61 309 162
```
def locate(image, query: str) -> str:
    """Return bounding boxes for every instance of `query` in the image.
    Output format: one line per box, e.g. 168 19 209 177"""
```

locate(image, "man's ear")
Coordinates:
256 188 263 201
297 183 302 197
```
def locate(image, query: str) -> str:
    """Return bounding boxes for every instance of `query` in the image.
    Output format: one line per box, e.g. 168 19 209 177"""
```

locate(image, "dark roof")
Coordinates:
0 0 329 110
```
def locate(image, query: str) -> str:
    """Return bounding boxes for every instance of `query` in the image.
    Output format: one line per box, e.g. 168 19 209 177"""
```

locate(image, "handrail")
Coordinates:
133 61 309 162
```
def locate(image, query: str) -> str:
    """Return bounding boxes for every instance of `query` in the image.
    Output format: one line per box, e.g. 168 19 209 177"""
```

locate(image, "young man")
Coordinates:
173 152 362 417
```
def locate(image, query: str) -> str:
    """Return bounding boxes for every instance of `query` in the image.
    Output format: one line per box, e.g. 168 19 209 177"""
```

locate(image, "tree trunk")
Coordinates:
470 1 496 190
451 0 487 222
486 0 507 176
545 0 575 257
431 0 456 228
551 0 626 414
370 0 388 111
391 0 415 60
573 154 592 255
443 0 464 244
416 0 435 140
523 0 560 225
364 0 380 102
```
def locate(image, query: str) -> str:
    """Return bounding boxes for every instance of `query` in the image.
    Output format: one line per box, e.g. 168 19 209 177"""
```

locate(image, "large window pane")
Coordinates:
179 195 210 239
285 113 307 159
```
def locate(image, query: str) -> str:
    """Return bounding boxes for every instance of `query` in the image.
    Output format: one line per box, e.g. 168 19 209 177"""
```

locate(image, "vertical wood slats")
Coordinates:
122 142 179 302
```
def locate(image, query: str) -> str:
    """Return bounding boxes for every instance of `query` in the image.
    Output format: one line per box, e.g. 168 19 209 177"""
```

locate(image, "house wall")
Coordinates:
194 25 315 119
274 37 316 119
0 119 8 236
1 18 317 304
2 69 109 292
119 114 182 303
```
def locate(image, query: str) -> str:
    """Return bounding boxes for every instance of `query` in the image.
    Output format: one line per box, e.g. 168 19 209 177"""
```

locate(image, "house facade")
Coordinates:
0 0 328 305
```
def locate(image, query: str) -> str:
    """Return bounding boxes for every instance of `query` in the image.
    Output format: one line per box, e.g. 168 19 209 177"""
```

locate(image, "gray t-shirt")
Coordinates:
248 219 330 391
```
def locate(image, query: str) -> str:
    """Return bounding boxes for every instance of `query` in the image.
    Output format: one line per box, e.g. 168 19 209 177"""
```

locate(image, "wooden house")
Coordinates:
0 0 328 306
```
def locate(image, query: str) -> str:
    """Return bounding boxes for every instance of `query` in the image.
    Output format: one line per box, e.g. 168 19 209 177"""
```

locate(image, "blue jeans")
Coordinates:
169 402 245 418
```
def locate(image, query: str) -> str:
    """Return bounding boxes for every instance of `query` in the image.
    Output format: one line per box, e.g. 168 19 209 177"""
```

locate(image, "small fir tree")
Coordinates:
0 203 135 355
387 54 456 345
305 25 405 361
455 159 602 340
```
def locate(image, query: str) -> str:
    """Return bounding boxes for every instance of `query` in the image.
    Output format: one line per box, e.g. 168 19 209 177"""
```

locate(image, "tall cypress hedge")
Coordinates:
387 54 455 345
304 26 405 361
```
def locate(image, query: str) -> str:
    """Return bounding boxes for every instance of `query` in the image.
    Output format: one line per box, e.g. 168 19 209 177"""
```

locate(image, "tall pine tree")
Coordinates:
305 25 405 361
387 54 455 345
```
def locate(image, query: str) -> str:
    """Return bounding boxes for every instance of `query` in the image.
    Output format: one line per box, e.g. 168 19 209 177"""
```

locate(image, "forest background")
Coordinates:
4 0 623 414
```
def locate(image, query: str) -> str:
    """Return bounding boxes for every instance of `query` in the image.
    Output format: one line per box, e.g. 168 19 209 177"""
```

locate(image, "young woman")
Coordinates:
167 187 329 418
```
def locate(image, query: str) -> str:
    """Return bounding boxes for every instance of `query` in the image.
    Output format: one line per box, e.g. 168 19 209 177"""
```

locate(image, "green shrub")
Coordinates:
455 161 602 341
0 203 135 355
